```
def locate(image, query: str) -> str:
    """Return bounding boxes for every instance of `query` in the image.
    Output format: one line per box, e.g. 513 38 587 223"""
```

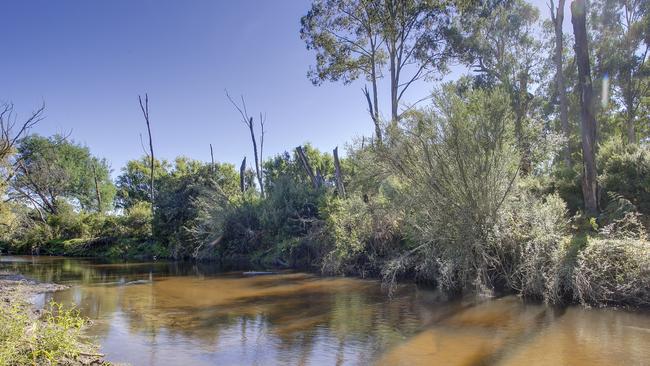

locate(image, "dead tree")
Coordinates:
226 91 265 197
240 156 247 193
295 145 319 189
210 143 215 173
91 163 102 212
571 0 599 216
550 0 571 167
138 94 155 215
333 146 345 197
0 102 45 169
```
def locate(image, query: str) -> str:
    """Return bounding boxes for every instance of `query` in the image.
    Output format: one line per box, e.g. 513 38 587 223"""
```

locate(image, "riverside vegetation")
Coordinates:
0 0 649 323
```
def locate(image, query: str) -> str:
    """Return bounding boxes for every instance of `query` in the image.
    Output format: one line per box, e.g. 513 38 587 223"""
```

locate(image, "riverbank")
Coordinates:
0 271 109 366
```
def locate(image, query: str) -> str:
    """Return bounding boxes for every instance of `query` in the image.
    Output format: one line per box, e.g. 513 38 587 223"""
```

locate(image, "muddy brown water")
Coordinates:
1 256 648 366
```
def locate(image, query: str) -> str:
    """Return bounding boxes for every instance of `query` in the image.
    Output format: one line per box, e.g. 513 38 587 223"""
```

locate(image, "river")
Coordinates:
1 256 648 366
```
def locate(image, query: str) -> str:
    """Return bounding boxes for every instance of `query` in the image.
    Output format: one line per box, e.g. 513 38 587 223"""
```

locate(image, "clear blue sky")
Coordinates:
1 0 565 176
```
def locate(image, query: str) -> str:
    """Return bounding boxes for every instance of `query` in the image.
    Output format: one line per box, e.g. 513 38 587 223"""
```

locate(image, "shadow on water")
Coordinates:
2 256 648 366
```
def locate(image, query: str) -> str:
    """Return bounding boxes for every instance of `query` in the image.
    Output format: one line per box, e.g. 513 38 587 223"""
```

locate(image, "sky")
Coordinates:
1 0 569 176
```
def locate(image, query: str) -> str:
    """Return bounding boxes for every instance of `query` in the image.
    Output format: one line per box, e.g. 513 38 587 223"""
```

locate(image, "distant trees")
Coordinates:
10 135 115 215
301 0 453 141
115 156 169 209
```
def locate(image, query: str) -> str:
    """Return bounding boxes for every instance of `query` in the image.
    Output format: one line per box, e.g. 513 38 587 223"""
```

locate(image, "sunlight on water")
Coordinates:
2 256 649 366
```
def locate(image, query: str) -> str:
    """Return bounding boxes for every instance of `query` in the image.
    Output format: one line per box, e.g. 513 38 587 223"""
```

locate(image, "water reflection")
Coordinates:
1 256 648 366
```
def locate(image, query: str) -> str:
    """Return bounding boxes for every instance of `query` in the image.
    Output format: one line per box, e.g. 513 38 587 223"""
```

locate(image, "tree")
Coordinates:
300 0 452 141
226 91 266 197
451 0 543 173
549 0 572 166
138 94 155 215
115 156 170 209
10 135 115 215
572 0 599 216
591 0 649 144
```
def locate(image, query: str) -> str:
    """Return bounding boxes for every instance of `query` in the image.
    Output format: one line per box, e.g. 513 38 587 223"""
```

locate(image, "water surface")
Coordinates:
1 256 648 366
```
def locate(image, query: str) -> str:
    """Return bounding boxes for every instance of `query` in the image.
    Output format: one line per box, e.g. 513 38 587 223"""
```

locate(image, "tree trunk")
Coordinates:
239 156 247 193
333 146 345 198
552 0 571 167
138 94 155 217
210 143 215 173
295 146 318 189
91 163 102 212
247 117 265 197
571 0 599 217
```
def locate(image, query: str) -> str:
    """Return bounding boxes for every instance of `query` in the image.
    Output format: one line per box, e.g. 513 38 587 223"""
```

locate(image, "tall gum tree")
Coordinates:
300 0 453 142
571 0 599 216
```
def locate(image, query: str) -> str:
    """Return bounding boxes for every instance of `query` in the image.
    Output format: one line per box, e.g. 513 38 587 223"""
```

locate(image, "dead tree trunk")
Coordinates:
240 157 247 193
226 91 265 197
333 146 345 198
550 0 571 167
571 0 599 217
210 143 215 173
296 145 318 189
138 94 155 217
91 163 102 212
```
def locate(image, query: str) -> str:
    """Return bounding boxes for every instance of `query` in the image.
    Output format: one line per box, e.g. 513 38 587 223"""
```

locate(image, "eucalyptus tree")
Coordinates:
572 0 599 216
590 0 649 144
450 0 543 173
300 0 453 142
549 0 571 166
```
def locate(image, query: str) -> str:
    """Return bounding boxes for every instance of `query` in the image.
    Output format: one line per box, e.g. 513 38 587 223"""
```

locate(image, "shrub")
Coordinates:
490 192 569 302
573 238 650 307
0 295 97 365
321 194 403 277
598 138 650 214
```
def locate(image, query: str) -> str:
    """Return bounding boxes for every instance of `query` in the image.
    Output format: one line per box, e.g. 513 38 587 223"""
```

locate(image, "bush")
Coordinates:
490 192 569 302
321 194 403 277
573 238 650 307
598 138 650 214
0 296 97 365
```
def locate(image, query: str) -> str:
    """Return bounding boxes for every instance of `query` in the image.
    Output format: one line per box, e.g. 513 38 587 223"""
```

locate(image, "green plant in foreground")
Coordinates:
0 292 98 366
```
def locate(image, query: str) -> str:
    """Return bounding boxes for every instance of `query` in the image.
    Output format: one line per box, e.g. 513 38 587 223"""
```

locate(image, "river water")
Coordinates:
1 256 648 366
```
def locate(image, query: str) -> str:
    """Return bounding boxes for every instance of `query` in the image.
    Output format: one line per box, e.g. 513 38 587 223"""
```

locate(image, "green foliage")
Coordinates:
573 238 650 307
115 156 170 209
12 134 115 213
0 296 96 365
598 138 650 213
380 84 520 292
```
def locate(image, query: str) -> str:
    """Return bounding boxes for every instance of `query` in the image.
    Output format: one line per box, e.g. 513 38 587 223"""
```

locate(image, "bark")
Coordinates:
295 146 318 189
239 157 247 193
210 143 215 173
551 0 571 167
91 163 102 212
333 146 346 198
138 94 155 215
571 0 599 216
